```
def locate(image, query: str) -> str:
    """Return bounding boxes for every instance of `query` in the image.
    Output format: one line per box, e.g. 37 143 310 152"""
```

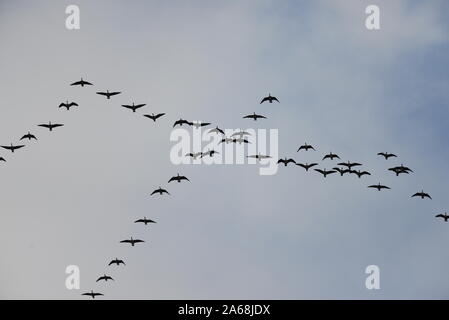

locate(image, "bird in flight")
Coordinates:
350 170 371 178
168 173 190 183
96 90 121 99
96 274 114 282
190 121 211 129
314 168 337 178
70 78 93 87
333 167 350 176
201 149 219 158
232 138 250 144
120 237 145 247
134 217 156 225
82 290 103 299
337 161 362 170
243 112 266 121
121 102 146 112
436 212 449 222
20 132 37 141
296 162 318 171
108 258 125 266
260 94 279 104
378 152 397 160
1 143 25 153
59 101 78 111
368 183 391 191
186 152 203 160
322 152 340 161
231 130 251 138
411 190 432 200
297 143 315 152
388 165 413 176
38 122 64 131
144 113 165 122
151 186 170 196
173 118 191 127
247 153 271 162
208 126 225 135
277 158 296 166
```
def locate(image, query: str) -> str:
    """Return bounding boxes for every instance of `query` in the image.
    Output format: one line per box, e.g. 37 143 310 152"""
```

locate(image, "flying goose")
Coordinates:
436 212 449 222
277 158 296 166
20 132 37 141
108 258 125 266
337 161 362 170
378 152 397 160
314 168 336 178
96 274 114 282
208 126 225 135
58 101 78 110
186 152 203 159
38 122 64 131
322 152 340 161
247 153 271 162
134 217 156 225
333 167 350 176
143 113 165 121
82 290 103 299
1 143 25 153
120 237 145 247
168 174 190 183
121 102 146 112
412 190 432 199
260 94 279 104
297 143 315 152
368 183 390 191
96 90 121 99
243 112 266 121
296 162 318 171
70 78 93 87
173 119 191 127
151 187 170 196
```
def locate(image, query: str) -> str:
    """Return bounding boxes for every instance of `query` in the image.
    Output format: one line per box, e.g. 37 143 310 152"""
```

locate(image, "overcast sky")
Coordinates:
0 0 448 299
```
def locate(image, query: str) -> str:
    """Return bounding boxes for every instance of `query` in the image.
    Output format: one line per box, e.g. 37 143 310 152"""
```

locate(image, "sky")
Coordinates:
0 0 448 299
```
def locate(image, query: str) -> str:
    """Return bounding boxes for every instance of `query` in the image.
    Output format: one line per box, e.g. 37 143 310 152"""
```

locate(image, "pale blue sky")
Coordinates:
0 0 448 299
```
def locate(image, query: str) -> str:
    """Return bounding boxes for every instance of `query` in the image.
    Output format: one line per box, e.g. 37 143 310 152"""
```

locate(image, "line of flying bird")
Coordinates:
3 77 445 299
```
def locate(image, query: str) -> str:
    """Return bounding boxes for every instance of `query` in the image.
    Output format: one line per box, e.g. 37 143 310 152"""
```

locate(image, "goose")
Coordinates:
296 162 318 171
151 187 170 196
82 290 103 299
121 102 146 112
377 152 397 160
96 274 114 282
277 158 296 166
20 132 37 141
120 237 145 247
70 78 93 87
96 90 121 99
134 217 156 225
322 152 340 161
411 190 432 200
247 153 271 162
243 112 266 121
108 258 125 266
38 122 64 131
143 113 165 121
368 183 390 191
168 174 190 183
173 119 191 127
58 101 78 110
314 168 336 178
1 143 25 153
436 212 449 222
260 94 279 104
297 143 315 152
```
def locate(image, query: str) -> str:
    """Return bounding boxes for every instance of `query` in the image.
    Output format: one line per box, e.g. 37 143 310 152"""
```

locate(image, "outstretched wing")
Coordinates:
260 97 269 104
109 92 121 96
96 92 108 96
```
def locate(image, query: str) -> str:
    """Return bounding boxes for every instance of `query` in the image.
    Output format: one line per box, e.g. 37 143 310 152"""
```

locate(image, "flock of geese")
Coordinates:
2 77 446 299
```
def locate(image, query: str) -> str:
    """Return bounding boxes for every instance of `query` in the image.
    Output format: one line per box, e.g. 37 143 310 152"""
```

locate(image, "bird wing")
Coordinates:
322 155 329 160
96 92 108 96
58 103 66 108
1 146 12 150
134 240 144 243
109 92 121 96
315 169 325 174
135 219 144 223
134 104 146 108
436 214 444 218
155 113 165 118
260 97 269 104
287 159 296 164
71 81 82 86
200 122 211 127
68 102 78 107
256 114 267 119
273 97 279 102
120 240 132 243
